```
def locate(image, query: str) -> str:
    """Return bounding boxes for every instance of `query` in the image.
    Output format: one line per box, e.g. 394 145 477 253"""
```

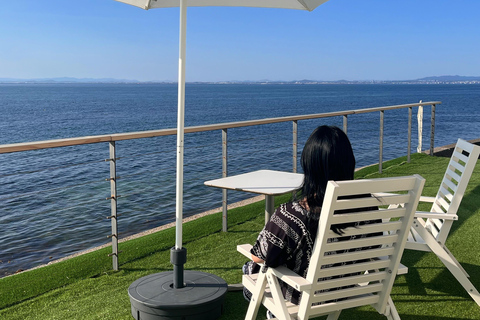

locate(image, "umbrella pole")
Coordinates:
130 8 227 307
171 0 187 289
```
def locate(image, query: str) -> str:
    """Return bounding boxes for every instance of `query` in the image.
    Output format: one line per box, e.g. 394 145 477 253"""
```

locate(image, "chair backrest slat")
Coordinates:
327 221 403 238
453 151 469 165
333 194 411 211
435 196 451 213
296 175 425 319
312 283 384 304
317 259 392 279
309 295 380 316
325 234 399 252
320 247 396 266
441 178 458 196
315 271 388 291
329 176 419 195
329 208 405 224
449 158 465 172
427 220 443 238
446 169 462 185
438 186 454 203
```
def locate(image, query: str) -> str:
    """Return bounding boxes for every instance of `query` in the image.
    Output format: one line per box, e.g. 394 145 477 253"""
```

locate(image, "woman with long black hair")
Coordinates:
243 125 378 314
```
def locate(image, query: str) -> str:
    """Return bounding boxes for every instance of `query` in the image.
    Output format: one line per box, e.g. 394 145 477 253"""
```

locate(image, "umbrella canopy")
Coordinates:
115 0 329 289
117 0 328 10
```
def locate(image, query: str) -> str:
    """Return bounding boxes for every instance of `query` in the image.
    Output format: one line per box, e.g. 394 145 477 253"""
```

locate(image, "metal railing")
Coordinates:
0 101 440 271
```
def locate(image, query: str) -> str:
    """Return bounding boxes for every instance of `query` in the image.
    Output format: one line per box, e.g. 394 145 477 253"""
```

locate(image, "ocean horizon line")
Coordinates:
1 75 480 85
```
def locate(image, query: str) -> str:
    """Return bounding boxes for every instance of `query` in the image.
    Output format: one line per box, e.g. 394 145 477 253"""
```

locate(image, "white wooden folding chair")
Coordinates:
404 138 480 305
238 175 425 320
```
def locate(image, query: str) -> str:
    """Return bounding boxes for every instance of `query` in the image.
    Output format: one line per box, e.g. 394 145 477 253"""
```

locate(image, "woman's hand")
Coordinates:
251 254 265 264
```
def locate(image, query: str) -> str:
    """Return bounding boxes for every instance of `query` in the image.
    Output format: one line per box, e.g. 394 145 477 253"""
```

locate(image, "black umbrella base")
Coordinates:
128 270 228 320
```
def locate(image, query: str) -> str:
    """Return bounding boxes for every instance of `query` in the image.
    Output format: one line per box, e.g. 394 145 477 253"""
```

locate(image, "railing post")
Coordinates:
292 121 297 173
430 104 436 156
417 101 423 153
408 107 412 163
379 111 384 173
108 141 119 271
343 115 348 135
222 129 228 232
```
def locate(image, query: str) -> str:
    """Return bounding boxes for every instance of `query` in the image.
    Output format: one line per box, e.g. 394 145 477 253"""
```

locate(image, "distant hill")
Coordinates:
1 75 479 84
0 77 142 83
417 75 480 81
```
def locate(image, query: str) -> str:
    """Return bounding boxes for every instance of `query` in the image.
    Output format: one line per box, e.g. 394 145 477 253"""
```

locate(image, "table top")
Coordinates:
204 169 304 196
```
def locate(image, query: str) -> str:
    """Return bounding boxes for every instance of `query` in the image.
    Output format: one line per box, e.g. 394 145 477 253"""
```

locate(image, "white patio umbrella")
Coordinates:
115 0 329 302
116 1 330 319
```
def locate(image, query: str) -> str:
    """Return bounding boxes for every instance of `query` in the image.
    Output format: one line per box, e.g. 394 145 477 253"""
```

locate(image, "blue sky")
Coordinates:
1 0 479 82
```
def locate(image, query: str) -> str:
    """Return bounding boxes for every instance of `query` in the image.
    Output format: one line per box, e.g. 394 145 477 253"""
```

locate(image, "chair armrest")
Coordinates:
396 262 408 275
268 266 312 291
414 211 458 220
237 244 311 291
237 244 253 259
419 196 435 203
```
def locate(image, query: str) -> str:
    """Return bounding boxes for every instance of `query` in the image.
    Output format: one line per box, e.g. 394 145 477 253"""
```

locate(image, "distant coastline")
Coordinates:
1 75 480 85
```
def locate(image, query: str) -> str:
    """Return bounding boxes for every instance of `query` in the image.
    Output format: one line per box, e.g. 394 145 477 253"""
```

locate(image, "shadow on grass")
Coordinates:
121 266 242 274
222 292 476 320
399 264 429 296
217 230 260 234
343 310 474 320
424 265 480 299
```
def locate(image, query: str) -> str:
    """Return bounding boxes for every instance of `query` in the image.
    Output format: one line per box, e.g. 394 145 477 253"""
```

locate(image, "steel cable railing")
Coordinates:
0 101 439 274
0 156 109 276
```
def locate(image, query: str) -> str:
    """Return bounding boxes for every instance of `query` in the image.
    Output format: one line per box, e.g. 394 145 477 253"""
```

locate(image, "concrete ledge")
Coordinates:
424 138 480 158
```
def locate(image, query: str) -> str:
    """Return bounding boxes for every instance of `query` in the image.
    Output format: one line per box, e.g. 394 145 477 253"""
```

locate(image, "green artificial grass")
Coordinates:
1 153 480 319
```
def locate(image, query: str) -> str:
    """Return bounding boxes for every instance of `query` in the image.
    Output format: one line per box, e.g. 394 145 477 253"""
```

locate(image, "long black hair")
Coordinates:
300 125 355 214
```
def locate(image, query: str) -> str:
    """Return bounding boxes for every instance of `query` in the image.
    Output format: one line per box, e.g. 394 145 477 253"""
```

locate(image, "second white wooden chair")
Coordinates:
404 138 480 305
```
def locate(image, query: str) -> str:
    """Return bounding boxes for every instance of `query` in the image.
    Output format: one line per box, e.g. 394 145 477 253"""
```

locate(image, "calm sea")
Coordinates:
1 83 479 276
